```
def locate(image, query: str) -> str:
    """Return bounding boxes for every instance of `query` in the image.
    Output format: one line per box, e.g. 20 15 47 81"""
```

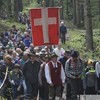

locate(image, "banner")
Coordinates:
30 7 60 46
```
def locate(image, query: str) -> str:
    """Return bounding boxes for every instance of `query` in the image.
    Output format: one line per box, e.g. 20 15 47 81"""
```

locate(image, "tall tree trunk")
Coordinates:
7 0 12 18
62 0 66 20
50 0 54 7
46 0 50 7
72 0 76 25
80 4 84 27
37 0 41 4
0 0 3 6
99 0 100 21
59 0 64 20
84 0 94 51
76 0 81 28
0 0 4 17
28 0 30 3
14 0 18 21
66 0 69 20
14 0 23 21
18 0 23 12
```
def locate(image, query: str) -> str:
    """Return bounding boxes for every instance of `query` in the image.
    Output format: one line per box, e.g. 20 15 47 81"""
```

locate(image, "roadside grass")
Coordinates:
0 97 6 100
0 1 40 33
0 18 26 33
62 29 100 61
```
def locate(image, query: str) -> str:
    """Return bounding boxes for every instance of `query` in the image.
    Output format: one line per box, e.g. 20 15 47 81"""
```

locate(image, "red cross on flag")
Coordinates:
30 7 60 46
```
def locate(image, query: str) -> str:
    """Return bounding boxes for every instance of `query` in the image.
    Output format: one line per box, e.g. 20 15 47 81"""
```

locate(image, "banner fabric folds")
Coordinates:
30 7 60 46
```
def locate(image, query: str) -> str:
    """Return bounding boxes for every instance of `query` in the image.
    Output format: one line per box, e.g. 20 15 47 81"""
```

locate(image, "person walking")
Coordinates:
45 52 65 100
59 50 71 100
38 55 50 100
9 64 24 99
23 52 40 99
65 50 84 100
60 21 67 44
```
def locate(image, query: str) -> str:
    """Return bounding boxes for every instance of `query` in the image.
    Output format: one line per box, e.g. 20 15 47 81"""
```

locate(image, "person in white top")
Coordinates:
53 43 65 60
95 61 100 91
45 52 65 100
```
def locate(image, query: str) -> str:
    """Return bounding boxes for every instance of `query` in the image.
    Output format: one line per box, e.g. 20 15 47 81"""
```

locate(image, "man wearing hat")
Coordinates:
18 51 29 95
59 50 71 99
9 64 24 99
45 52 65 100
65 50 84 100
38 54 50 100
23 52 40 99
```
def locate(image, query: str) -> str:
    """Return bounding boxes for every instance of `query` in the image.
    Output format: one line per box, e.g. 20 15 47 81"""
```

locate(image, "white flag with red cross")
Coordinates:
30 7 60 46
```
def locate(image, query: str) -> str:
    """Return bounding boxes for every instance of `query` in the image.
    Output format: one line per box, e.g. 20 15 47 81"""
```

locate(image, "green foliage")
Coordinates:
92 15 100 28
91 0 99 17
0 0 99 61
0 0 3 6
29 1 39 8
0 18 26 33
23 1 41 13
62 29 100 61
61 0 100 28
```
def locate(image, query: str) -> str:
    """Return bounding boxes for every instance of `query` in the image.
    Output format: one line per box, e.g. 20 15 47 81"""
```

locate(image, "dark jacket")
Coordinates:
60 25 67 34
59 57 68 70
23 60 40 83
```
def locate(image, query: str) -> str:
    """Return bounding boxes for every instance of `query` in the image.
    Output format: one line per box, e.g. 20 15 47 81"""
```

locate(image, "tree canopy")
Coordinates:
0 0 100 51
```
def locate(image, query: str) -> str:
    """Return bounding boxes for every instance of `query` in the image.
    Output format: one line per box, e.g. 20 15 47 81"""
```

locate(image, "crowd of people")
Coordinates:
18 12 31 29
0 14 100 100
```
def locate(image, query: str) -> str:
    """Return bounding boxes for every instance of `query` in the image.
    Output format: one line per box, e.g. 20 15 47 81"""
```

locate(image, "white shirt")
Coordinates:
53 47 65 59
45 61 65 84
95 61 100 78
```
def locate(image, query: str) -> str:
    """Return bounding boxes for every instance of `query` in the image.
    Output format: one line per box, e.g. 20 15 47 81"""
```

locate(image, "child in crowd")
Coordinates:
83 59 97 94
9 64 24 99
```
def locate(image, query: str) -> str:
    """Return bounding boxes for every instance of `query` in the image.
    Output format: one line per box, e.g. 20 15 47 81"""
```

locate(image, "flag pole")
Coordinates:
42 0 51 58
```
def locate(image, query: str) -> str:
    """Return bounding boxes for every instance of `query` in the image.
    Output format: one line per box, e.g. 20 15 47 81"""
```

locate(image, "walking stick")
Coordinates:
0 67 8 89
0 67 8 96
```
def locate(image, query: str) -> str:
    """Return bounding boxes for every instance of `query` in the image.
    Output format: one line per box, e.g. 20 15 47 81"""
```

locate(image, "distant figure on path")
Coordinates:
60 21 67 44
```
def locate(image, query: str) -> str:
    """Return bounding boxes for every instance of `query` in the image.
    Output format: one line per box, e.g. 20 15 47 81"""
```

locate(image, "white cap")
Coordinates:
61 21 64 25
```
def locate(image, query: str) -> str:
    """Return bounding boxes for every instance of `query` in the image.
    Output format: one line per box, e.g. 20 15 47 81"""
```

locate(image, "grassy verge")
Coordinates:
62 29 100 60
0 18 26 33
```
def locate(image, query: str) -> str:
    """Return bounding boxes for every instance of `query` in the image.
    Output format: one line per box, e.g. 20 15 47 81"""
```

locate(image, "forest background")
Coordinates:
0 0 100 61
